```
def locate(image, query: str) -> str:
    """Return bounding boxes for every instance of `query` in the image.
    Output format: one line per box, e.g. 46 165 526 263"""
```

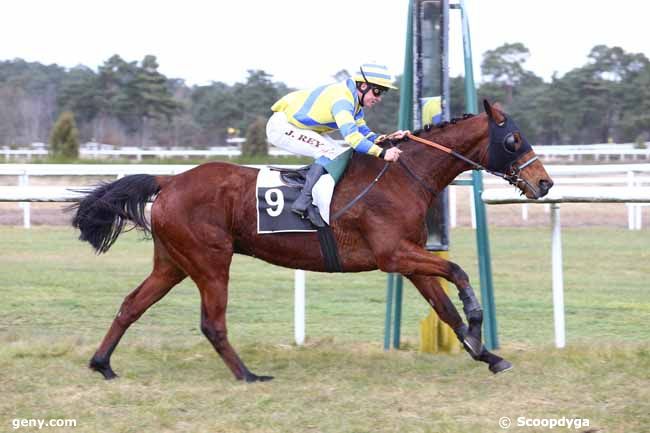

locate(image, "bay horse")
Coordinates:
72 100 553 382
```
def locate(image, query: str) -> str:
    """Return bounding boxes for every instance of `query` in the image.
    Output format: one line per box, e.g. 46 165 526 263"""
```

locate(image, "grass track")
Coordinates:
1 226 648 432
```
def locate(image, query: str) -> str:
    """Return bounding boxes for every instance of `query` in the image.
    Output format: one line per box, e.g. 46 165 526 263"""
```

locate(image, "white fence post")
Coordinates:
551 203 566 349
626 171 643 230
627 171 634 230
294 270 306 346
521 203 528 221
633 171 642 230
19 173 31 228
468 188 476 229
449 186 457 228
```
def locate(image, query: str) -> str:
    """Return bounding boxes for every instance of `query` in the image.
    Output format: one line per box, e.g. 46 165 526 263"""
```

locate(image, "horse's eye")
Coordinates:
504 133 517 152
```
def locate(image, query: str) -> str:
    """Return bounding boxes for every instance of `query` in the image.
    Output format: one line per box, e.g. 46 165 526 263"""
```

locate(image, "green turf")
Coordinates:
1 226 648 432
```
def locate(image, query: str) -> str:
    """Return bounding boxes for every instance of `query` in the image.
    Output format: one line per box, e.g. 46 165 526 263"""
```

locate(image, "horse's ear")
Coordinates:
483 99 491 112
484 99 505 125
483 99 494 122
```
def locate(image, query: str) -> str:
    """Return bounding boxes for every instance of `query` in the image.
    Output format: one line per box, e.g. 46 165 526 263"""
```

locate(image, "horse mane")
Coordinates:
375 113 477 149
411 113 476 137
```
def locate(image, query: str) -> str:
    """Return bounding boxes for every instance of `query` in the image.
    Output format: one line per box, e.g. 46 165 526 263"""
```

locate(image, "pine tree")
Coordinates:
49 111 79 158
129 55 182 145
242 116 268 156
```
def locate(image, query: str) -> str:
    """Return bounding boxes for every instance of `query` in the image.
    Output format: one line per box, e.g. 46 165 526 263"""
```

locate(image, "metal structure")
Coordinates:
384 0 499 351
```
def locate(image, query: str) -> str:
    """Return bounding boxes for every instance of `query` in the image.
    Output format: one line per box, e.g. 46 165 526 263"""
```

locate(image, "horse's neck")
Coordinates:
338 120 487 211
408 121 487 191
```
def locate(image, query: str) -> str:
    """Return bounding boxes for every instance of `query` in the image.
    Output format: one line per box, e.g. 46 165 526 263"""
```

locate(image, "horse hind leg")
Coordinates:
441 269 512 374
89 241 186 379
163 232 272 383
195 268 273 383
454 284 512 374
406 274 512 374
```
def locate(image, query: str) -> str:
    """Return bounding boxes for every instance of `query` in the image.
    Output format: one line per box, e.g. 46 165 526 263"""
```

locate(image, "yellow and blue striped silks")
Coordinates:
271 79 382 157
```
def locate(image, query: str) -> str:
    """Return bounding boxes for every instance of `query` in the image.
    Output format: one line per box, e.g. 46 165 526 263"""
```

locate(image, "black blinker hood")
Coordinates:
487 115 533 172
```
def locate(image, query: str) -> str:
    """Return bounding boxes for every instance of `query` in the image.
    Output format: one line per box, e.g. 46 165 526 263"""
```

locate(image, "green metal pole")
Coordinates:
461 0 498 350
392 275 403 349
460 0 478 114
384 273 394 351
383 0 414 351
471 171 498 350
398 0 414 131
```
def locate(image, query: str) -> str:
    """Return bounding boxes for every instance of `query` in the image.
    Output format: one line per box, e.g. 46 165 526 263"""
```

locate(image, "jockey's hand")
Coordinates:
383 147 402 162
387 129 410 141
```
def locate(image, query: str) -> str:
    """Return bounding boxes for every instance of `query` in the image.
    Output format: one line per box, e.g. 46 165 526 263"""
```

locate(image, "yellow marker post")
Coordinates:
417 95 458 353
419 250 460 354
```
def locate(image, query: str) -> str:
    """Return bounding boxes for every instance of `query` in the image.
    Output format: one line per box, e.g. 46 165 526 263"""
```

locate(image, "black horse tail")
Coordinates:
71 174 164 254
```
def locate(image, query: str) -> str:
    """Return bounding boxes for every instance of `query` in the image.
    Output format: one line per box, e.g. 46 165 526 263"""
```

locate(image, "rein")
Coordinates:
331 130 541 221
331 162 391 221
397 158 436 195
330 141 435 221
406 133 540 194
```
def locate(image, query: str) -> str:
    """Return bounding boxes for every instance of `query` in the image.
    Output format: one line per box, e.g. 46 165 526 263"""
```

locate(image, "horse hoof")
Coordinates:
89 358 118 380
245 373 274 383
258 375 274 382
489 359 513 374
462 336 483 358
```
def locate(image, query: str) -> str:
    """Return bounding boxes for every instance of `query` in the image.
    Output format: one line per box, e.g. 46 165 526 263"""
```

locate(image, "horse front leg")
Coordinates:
377 242 512 374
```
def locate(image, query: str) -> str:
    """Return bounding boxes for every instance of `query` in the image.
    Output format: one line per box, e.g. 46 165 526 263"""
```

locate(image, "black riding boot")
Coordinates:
292 164 326 217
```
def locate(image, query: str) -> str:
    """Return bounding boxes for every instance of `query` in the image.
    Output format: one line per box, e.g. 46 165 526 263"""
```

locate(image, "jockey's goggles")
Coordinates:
371 86 388 97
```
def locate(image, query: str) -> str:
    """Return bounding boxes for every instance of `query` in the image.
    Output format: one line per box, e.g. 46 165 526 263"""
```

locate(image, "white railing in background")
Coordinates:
0 164 295 228
451 164 650 230
1 146 293 161
534 143 650 162
482 186 650 349
3 142 649 162
2 163 650 229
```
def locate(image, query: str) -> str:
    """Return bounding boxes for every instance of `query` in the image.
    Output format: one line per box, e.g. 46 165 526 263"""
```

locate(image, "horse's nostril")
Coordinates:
539 179 553 195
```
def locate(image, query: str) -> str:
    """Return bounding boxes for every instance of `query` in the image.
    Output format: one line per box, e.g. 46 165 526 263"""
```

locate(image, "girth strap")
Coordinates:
317 226 342 272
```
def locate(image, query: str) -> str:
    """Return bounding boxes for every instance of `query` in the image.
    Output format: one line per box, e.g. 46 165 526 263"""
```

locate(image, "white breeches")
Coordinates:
266 112 349 161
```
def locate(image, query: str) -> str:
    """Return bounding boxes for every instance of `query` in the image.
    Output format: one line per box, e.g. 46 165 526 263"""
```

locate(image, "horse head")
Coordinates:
481 100 553 199
399 101 552 199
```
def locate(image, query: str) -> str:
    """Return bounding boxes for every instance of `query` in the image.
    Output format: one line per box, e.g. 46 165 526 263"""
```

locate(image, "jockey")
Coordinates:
266 63 408 218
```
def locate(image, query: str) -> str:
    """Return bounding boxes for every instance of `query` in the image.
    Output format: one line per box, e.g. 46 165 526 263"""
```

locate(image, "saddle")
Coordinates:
256 165 341 272
268 165 310 188
256 166 329 233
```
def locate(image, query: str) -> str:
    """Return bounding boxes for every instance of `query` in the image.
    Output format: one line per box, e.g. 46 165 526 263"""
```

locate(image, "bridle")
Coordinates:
405 133 540 196
331 118 541 221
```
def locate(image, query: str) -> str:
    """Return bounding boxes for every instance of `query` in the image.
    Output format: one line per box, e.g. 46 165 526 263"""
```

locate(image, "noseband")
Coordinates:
405 133 539 195
332 120 539 221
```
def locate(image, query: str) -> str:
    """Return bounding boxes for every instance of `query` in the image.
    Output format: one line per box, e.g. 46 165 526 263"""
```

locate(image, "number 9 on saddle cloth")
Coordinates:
256 165 336 234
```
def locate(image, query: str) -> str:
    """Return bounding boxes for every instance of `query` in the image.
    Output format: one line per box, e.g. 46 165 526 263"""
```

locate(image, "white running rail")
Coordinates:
482 186 650 349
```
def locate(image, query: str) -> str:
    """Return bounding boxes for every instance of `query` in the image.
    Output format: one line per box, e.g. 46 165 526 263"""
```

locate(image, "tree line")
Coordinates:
1 43 649 149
